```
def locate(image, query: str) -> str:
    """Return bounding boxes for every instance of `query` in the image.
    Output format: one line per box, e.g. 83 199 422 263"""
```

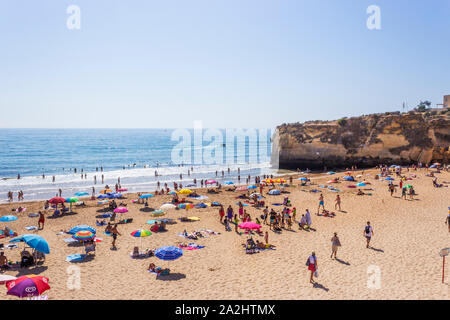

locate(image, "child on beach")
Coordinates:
317 194 325 213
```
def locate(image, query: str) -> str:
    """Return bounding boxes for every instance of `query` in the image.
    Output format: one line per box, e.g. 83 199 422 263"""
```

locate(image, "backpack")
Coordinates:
365 226 371 234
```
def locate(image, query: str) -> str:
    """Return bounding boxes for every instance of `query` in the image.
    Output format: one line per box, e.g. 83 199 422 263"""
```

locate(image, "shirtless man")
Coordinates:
0 252 9 269
111 224 121 250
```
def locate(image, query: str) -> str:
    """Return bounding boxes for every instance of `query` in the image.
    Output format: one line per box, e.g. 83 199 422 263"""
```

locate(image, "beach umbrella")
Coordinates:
0 275 17 285
10 234 50 254
150 209 166 217
327 180 337 184
160 203 176 210
327 171 336 175
385 177 394 181
224 181 234 185
263 179 274 184
97 200 109 204
178 203 194 210
403 184 413 189
430 164 437 169
247 185 257 190
356 183 367 187
249 193 261 197
238 222 262 230
195 203 208 208
108 193 123 199
185 184 196 188
68 225 96 235
48 197 65 205
74 192 89 197
65 197 79 212
236 187 248 192
130 229 152 249
97 194 109 199
117 188 128 192
0 215 18 222
155 246 183 261
114 207 128 214
347 185 356 188
178 189 193 195
72 230 95 242
275 179 286 183
168 191 177 195
139 194 154 199
6 275 50 298
298 177 308 181
343 176 355 181
100 189 113 194
268 189 281 195
205 180 217 185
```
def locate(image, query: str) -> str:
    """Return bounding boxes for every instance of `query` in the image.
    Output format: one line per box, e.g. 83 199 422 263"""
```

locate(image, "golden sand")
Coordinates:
1 168 449 300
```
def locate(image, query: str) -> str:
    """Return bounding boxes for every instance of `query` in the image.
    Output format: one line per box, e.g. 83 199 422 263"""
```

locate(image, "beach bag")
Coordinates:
365 226 370 235
305 258 310 266
314 270 319 278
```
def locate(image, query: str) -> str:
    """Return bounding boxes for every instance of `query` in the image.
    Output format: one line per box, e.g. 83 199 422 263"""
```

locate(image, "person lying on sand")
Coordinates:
148 263 169 275
256 240 275 249
357 189 365 195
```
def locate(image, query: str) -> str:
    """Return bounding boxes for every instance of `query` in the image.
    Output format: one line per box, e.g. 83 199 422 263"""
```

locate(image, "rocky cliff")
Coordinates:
272 111 450 170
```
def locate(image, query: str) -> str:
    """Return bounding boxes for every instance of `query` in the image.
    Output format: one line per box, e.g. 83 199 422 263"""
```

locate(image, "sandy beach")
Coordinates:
1 168 449 300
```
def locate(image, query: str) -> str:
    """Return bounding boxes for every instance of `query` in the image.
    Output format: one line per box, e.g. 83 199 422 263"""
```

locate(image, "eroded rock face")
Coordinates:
272 112 450 170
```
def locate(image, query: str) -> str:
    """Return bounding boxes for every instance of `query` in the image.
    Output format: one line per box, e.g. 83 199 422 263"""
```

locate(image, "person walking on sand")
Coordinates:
364 221 374 248
330 232 341 259
306 252 318 284
265 231 269 244
305 209 312 227
317 194 325 213
445 210 450 233
335 195 341 211
111 224 121 250
219 205 225 223
38 211 45 230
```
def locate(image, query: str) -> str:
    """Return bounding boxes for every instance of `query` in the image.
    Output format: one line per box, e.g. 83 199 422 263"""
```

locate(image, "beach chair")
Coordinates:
33 250 45 265
85 244 96 255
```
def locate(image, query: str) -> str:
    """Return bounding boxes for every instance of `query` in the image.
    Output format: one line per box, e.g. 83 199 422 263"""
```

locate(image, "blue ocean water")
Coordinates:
0 129 275 202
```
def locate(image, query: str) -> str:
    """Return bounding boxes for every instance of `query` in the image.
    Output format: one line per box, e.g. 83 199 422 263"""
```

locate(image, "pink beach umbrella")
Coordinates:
117 188 128 192
238 222 262 230
114 207 128 214
205 180 217 185
236 186 248 192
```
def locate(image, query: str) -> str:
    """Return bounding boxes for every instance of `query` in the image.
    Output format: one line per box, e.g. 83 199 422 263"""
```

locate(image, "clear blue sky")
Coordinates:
0 0 449 129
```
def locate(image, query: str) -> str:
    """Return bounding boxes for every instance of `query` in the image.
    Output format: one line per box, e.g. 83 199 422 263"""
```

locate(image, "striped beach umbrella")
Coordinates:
72 230 95 241
6 275 50 298
100 189 113 194
178 203 194 210
68 225 96 235
130 229 152 237
155 246 183 261
150 209 166 217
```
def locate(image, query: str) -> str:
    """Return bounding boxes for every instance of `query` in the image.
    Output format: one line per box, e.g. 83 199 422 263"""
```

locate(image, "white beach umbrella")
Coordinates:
160 203 176 210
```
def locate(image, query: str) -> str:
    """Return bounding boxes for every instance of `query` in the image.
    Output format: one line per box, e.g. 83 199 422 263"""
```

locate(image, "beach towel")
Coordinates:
28 213 39 218
4 244 18 249
66 254 86 262
25 226 38 231
103 232 112 236
272 203 283 206
179 243 205 250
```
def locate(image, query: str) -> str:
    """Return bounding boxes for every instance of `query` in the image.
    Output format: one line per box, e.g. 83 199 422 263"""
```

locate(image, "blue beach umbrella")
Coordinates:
139 194 154 199
327 171 336 175
224 181 234 185
10 234 50 254
0 215 18 222
356 183 367 187
298 177 308 181
343 176 355 181
247 185 257 190
74 192 89 197
108 193 122 199
97 194 109 199
185 184 196 188
385 177 394 181
68 225 96 235
155 246 183 261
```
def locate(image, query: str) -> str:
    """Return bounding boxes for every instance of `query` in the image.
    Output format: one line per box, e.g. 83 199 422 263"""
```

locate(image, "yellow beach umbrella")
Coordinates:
178 189 193 195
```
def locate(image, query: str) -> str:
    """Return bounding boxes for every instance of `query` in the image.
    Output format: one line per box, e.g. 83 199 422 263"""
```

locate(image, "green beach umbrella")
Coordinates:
65 197 79 212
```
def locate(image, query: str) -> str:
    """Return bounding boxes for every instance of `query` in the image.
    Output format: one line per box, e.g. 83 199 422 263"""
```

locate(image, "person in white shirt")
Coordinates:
364 221 374 248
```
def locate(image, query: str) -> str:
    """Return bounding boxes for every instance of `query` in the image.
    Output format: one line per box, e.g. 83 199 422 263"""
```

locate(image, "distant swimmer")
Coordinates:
17 174 20 180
